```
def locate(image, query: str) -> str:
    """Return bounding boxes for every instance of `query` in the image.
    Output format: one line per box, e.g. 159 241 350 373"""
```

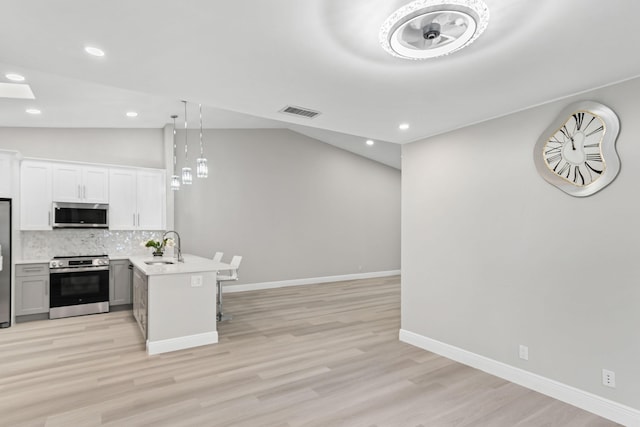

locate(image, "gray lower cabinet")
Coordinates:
132 266 148 338
15 263 49 316
109 259 132 306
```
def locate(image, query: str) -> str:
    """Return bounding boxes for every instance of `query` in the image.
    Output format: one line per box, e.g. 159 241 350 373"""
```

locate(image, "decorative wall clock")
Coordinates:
533 101 621 197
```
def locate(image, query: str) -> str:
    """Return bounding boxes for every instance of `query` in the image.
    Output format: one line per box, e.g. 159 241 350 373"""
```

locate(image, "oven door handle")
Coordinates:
50 266 110 274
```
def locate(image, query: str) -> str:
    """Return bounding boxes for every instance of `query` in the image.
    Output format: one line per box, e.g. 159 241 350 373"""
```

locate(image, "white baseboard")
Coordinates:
399 329 640 427
224 270 400 293
147 331 218 355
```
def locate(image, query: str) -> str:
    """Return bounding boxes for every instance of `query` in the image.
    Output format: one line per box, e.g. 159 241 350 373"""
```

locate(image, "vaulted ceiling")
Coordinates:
2 0 640 169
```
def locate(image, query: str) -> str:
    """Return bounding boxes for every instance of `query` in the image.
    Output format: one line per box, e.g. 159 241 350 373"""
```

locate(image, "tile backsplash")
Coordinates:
21 229 165 259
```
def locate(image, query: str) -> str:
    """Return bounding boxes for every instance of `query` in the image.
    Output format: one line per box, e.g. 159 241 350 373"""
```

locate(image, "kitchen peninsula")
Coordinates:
128 254 231 355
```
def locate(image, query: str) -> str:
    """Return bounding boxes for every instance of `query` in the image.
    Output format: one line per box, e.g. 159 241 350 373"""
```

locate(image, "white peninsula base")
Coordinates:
129 254 231 355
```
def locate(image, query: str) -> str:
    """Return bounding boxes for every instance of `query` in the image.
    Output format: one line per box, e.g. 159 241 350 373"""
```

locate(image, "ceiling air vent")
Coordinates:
280 105 321 119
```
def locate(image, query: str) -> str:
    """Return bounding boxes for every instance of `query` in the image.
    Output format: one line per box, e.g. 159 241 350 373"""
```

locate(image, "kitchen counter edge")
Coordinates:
129 254 231 276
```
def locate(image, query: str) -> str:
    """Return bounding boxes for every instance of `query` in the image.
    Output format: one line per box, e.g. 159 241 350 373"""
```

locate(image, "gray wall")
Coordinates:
0 126 400 287
402 77 640 409
0 128 164 168
174 128 401 285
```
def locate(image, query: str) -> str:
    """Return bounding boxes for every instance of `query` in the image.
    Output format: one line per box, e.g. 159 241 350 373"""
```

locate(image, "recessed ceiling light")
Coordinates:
5 73 25 82
26 108 41 115
399 123 410 130
366 139 375 146
380 0 490 60
84 46 105 57
126 111 138 117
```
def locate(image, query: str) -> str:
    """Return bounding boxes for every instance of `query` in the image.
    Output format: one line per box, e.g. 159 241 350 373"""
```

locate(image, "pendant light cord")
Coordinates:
199 104 204 157
183 100 188 161
171 115 178 174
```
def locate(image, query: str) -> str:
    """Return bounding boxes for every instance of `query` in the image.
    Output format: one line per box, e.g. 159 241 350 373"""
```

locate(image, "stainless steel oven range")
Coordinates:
49 255 110 319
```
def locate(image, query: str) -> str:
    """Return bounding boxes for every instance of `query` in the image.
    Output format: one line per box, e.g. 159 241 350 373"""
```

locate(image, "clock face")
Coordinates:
533 101 620 197
542 111 605 187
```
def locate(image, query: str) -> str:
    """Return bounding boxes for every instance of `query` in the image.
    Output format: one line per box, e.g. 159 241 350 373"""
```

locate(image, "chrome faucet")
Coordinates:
162 230 184 262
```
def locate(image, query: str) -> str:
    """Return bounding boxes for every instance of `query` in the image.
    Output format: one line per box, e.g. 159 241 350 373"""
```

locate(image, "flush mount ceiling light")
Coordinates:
366 139 375 146
126 111 138 117
379 0 489 60
25 108 41 115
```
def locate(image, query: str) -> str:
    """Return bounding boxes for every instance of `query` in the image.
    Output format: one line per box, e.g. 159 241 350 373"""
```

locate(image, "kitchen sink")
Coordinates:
144 260 175 265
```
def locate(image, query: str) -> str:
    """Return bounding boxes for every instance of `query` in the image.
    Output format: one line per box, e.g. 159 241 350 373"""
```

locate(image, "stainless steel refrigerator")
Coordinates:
0 199 11 328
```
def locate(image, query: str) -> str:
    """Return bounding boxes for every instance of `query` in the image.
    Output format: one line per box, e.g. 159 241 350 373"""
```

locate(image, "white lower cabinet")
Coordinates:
15 264 50 316
109 168 165 230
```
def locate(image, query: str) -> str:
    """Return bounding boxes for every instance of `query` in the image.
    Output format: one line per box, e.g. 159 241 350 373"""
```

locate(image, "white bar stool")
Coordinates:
217 255 242 322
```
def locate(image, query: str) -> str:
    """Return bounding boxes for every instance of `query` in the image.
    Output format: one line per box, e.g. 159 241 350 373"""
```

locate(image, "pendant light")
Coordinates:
196 103 208 178
170 115 180 191
181 100 193 185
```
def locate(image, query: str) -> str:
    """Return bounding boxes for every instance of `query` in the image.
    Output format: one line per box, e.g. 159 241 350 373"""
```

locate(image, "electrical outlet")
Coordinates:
519 345 529 361
191 275 203 287
602 369 616 388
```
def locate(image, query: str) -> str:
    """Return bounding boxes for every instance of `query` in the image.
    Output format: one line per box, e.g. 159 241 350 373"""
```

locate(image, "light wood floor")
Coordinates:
0 276 619 427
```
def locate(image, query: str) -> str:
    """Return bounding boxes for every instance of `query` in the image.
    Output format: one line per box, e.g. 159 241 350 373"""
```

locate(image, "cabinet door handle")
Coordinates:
78 185 81 199
45 281 49 296
83 185 87 199
48 211 51 226
137 213 140 227
133 213 136 227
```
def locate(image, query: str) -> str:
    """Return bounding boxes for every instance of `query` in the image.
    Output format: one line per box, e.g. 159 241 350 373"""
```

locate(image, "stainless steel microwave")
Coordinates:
52 202 109 229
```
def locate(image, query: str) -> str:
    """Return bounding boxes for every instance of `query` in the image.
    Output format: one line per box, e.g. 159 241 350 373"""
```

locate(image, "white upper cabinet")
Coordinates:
82 167 109 203
0 152 15 198
21 161 53 230
20 159 165 231
109 168 137 229
52 164 109 203
109 168 165 230
136 170 165 230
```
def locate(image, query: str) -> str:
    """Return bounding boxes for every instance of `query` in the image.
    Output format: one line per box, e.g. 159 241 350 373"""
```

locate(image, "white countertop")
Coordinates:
129 253 231 276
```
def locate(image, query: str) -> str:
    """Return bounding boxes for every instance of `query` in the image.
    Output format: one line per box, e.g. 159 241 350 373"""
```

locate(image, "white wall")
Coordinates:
0 128 164 168
402 76 640 412
174 128 401 286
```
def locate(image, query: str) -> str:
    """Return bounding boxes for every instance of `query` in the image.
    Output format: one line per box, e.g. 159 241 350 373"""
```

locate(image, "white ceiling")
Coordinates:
2 0 640 170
